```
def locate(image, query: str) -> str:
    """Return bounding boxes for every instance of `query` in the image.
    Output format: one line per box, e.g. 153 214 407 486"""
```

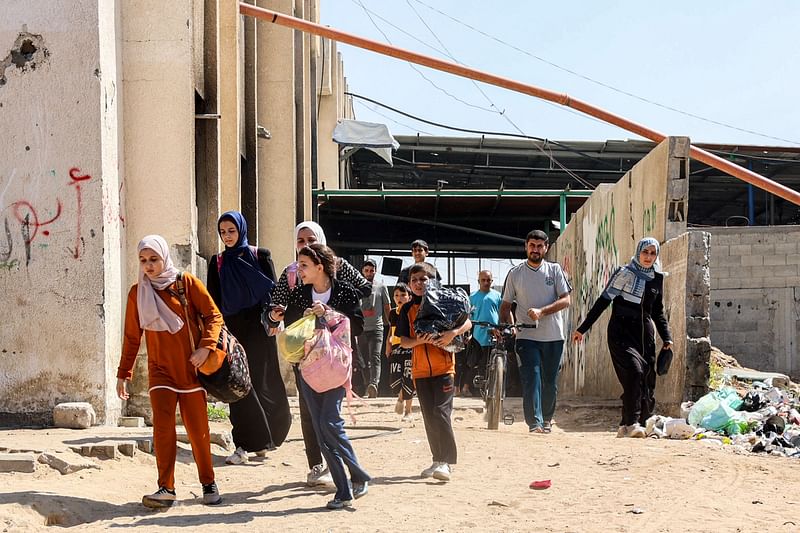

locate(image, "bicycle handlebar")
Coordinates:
472 321 537 329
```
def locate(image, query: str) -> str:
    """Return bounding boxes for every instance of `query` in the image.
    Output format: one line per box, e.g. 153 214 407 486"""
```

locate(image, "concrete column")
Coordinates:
256 0 296 271
316 39 339 191
218 0 241 214
122 0 196 273
0 0 124 424
121 0 197 420
241 1 258 239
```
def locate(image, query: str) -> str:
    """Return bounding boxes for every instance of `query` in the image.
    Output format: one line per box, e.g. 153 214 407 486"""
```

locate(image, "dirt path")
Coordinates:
1 397 798 532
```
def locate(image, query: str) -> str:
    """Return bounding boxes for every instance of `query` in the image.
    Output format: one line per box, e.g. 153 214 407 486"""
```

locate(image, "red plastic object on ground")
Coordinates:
529 480 552 490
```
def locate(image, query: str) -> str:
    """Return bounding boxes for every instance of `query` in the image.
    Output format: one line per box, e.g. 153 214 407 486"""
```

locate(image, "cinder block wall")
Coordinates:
551 137 711 412
705 226 800 377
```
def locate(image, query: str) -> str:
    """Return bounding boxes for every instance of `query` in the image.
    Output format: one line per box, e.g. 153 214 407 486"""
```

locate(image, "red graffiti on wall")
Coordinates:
4 166 93 266
68 167 91 258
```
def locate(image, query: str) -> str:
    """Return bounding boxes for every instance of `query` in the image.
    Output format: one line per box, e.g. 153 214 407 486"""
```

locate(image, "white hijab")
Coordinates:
294 221 327 246
137 235 184 333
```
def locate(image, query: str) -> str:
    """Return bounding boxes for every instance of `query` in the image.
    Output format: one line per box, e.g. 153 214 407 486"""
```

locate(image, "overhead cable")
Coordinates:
411 0 800 146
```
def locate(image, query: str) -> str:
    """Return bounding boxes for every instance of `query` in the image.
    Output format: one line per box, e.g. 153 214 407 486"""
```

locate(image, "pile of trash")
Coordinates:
645 349 800 458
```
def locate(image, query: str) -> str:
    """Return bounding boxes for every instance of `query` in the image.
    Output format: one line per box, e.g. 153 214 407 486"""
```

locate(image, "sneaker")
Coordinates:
142 486 176 509
255 449 268 458
628 424 646 438
202 482 222 505
352 481 368 499
616 425 629 438
401 413 413 422
326 498 352 510
421 461 440 478
225 447 248 465
542 421 552 433
395 398 405 415
432 462 451 481
366 384 378 398
307 464 334 487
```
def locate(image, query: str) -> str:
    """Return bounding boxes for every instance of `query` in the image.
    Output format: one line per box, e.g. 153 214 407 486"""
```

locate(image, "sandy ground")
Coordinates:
1 396 799 533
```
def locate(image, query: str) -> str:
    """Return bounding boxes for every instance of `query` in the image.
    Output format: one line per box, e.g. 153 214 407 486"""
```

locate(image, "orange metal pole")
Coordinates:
240 3 800 207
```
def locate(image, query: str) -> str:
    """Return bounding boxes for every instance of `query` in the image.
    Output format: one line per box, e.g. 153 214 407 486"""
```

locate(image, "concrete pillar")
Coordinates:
256 0 296 271
316 39 339 191
121 0 197 420
0 0 124 424
218 0 241 214
122 0 196 273
241 1 258 240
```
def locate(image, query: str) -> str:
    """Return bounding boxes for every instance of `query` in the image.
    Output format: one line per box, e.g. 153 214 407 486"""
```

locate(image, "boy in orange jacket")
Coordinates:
396 263 471 482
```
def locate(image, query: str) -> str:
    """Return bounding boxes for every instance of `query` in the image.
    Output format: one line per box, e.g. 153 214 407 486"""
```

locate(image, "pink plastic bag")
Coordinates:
299 310 352 394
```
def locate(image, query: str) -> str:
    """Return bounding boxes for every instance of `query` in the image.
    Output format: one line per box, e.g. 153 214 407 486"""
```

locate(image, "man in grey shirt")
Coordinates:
357 259 391 398
500 230 571 433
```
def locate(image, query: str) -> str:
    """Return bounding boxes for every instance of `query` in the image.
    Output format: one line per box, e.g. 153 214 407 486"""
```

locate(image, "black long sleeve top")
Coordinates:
576 272 672 343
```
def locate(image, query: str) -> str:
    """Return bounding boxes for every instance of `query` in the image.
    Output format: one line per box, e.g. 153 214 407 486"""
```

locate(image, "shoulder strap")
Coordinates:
172 272 196 351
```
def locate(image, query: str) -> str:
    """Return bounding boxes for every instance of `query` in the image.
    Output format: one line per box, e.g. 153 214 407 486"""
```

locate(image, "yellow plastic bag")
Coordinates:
277 314 317 363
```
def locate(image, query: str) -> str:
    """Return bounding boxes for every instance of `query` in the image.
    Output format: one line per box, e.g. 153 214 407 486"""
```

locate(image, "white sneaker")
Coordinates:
307 464 334 486
432 462 451 481
225 447 249 465
401 413 413 422
628 424 646 438
421 461 440 478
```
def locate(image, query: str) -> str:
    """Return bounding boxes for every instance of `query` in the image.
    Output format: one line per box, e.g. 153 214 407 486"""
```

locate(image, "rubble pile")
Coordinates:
647 348 800 457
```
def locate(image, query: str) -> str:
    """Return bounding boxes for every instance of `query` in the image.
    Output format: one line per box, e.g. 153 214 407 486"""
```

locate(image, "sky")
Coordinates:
320 1 800 290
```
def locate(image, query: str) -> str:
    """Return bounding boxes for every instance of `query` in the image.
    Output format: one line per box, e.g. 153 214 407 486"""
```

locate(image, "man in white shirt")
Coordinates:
500 230 571 434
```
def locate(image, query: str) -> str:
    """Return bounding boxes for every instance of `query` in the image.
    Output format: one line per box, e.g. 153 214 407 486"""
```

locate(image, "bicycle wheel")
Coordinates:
486 355 504 430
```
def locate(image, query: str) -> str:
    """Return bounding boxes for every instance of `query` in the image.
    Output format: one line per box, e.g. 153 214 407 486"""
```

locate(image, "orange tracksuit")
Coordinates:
118 272 223 490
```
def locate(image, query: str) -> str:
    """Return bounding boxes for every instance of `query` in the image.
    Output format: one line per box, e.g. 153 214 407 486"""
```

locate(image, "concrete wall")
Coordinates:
705 226 800 377
0 0 123 425
551 137 708 410
0 0 364 425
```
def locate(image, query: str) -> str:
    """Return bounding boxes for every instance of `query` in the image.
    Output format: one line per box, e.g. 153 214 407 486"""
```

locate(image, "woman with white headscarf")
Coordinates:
117 235 224 509
268 221 371 487
571 237 673 438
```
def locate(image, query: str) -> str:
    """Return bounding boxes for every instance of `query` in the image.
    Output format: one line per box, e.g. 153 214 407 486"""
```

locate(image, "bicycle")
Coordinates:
471 321 536 430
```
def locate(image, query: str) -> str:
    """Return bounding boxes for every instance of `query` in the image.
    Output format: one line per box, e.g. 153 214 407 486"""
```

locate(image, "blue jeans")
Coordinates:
298 377 371 501
515 339 565 430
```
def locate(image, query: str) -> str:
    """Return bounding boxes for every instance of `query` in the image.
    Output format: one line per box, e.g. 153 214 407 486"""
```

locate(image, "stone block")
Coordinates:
775 243 797 255
751 243 775 255
117 442 137 457
71 443 118 460
0 453 36 473
729 244 751 256
786 254 800 266
38 451 100 475
118 417 145 428
761 277 789 289
763 255 787 266
771 265 798 277
210 431 233 450
136 439 153 454
53 402 97 429
741 255 763 267
716 278 742 290
687 316 710 339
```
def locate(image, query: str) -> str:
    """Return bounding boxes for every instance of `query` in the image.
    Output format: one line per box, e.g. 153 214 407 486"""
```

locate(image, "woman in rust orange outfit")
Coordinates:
117 235 224 509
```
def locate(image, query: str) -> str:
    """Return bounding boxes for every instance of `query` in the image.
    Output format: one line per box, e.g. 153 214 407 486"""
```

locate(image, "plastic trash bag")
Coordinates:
413 282 470 353
688 388 743 427
277 314 317 363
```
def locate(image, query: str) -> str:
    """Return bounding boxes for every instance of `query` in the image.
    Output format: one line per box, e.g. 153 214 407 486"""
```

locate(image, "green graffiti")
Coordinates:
643 201 657 233
0 259 19 271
